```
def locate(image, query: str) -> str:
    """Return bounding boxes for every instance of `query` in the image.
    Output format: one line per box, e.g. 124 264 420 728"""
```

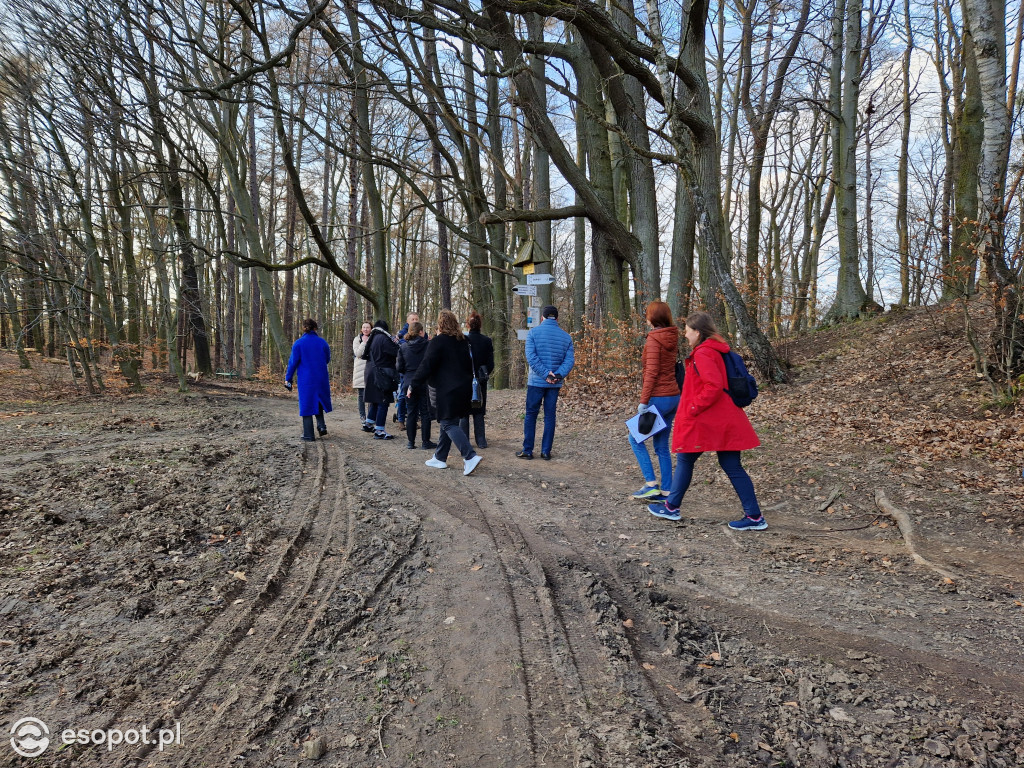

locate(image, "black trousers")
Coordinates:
302 406 327 440
405 387 433 445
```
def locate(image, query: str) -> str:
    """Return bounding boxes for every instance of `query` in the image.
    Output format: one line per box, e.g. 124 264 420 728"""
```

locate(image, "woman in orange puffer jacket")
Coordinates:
629 301 681 500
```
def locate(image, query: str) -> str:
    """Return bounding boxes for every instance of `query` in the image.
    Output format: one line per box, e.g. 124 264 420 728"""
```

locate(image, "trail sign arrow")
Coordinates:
526 273 555 285
512 284 537 296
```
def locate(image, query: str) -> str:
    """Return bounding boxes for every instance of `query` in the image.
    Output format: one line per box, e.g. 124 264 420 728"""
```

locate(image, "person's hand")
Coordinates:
406 387 412 398
284 381 293 391
637 403 649 414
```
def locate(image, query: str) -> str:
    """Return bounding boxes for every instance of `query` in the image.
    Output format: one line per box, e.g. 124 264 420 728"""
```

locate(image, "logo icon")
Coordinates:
10 718 50 757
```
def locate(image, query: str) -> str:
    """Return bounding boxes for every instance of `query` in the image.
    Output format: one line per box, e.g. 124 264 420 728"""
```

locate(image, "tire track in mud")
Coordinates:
75 438 332 767
387 466 694 767
121 441 421 767
500 463 1024 710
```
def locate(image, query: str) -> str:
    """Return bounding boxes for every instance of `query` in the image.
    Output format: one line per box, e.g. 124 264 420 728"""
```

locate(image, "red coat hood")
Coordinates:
690 336 730 358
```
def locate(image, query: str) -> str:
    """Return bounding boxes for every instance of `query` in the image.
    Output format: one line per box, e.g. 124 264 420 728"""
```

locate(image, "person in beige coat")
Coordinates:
352 321 372 429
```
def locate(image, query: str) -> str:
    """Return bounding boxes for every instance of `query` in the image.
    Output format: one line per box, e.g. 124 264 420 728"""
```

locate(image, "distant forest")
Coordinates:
0 0 1020 394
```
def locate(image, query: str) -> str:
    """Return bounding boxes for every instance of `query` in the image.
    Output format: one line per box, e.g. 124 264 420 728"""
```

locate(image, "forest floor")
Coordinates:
2 302 1024 768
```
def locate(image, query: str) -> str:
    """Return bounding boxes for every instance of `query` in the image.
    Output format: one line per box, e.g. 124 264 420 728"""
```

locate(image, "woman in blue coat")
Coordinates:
285 318 333 441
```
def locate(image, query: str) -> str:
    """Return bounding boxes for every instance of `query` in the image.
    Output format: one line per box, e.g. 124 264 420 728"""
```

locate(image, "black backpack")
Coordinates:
686 350 759 408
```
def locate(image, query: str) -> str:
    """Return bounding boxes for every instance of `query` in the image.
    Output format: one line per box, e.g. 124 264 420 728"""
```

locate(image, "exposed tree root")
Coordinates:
875 489 958 582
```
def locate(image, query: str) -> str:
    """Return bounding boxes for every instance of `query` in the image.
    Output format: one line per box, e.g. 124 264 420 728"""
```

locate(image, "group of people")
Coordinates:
285 302 766 531
346 309 493 475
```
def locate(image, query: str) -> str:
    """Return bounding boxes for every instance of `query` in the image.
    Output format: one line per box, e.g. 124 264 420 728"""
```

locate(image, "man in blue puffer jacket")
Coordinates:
517 305 575 460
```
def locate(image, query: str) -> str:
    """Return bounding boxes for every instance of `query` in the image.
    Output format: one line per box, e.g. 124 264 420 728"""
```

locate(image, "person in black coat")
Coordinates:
408 310 482 476
460 312 495 448
396 321 435 450
363 320 400 440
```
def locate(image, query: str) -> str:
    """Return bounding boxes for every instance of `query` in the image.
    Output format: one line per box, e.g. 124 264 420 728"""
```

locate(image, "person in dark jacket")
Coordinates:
394 312 421 426
460 312 494 449
646 311 765 530
408 309 482 476
363 320 400 440
285 318 332 441
629 301 681 501
396 321 435 450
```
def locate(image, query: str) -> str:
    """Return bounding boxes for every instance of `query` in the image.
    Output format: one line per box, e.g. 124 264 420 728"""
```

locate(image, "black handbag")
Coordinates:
375 366 399 393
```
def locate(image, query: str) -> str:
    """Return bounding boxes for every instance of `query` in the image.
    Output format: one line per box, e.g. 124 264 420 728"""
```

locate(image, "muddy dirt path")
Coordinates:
1 389 1022 768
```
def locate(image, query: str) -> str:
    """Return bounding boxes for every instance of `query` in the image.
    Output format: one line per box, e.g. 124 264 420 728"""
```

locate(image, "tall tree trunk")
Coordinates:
949 14 982 298
825 0 871 322
897 0 913 306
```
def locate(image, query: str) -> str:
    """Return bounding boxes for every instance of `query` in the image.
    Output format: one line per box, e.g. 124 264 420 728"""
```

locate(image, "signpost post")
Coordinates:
513 239 553 341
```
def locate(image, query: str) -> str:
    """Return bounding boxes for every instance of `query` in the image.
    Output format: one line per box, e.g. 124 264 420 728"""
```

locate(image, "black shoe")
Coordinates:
540 452 551 460
421 441 437 449
406 442 416 449
318 428 328 436
361 424 374 433
374 432 395 440
516 451 533 460
392 413 399 423
476 439 488 449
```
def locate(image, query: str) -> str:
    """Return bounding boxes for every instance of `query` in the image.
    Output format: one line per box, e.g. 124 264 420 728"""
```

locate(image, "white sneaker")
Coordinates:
463 455 483 476
425 458 448 469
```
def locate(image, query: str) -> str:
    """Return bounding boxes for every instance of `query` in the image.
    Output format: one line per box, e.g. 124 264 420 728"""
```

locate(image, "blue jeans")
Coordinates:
665 451 762 518
628 395 679 488
523 386 559 455
367 402 389 430
396 375 408 421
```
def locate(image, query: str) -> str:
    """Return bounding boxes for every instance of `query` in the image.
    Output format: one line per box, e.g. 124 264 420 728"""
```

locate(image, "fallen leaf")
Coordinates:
470 565 483 571
230 571 247 582
758 742 774 753
709 652 721 661
623 619 633 628
618 534 630 540
943 577 955 584
642 663 656 670
641 562 651 567
728 732 739 742
443 616 456 625
782 701 799 707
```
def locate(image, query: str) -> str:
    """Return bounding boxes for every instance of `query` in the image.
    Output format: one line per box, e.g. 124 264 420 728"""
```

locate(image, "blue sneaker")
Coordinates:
728 515 767 531
632 484 665 500
648 502 681 521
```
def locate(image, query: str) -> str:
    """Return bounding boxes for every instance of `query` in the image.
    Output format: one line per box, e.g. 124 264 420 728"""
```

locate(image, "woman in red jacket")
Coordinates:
647 311 767 530
629 301 681 500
